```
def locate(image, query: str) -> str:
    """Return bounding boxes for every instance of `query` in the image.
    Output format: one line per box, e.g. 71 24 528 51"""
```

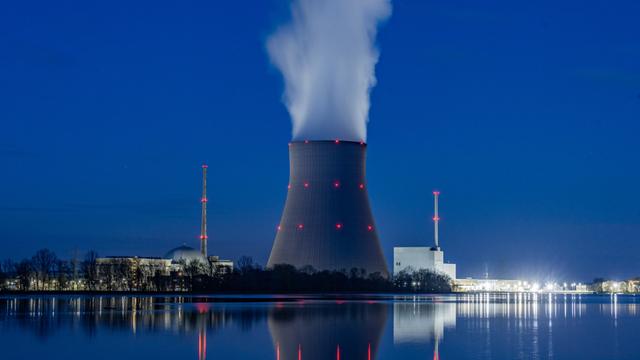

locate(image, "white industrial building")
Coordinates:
393 247 456 280
393 191 457 280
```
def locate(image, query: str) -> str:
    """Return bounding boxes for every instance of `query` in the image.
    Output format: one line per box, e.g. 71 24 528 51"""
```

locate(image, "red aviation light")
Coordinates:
334 139 340 144
287 184 291 189
276 224 281 231
303 182 309 188
433 191 440 195
367 225 373 231
201 197 207 202
335 223 343 230
360 140 364 145
333 181 340 188
359 183 365 190
297 224 304 230
304 140 309 144
433 216 440 221
202 164 208 168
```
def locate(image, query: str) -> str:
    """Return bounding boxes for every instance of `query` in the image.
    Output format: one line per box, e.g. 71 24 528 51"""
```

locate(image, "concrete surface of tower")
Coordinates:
267 140 388 277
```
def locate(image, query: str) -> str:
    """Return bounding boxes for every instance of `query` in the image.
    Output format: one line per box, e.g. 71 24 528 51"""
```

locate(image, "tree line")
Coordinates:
0 250 453 293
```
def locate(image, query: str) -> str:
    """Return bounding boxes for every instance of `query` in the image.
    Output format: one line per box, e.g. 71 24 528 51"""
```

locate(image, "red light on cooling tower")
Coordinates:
335 223 343 230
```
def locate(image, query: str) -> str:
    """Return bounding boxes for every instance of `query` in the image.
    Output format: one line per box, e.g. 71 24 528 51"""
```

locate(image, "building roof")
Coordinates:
164 245 207 264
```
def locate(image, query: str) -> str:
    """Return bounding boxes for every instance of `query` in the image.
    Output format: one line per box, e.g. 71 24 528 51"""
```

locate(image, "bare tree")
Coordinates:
15 259 33 290
31 249 58 290
83 251 99 290
237 256 255 274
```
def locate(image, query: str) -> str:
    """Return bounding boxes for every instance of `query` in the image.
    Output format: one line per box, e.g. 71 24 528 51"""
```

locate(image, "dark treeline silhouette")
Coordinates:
0 250 453 293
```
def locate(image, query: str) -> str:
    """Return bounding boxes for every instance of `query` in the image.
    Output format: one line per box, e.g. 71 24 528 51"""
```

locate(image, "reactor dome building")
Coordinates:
267 140 388 277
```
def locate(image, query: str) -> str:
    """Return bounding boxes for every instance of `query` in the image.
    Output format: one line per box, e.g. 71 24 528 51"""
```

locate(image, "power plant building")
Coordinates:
393 191 456 280
267 140 388 277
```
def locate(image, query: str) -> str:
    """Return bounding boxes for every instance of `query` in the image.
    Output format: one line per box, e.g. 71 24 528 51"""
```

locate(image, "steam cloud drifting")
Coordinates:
267 0 392 142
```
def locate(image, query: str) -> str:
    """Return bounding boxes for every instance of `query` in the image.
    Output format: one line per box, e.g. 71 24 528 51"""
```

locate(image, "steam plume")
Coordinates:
267 0 391 142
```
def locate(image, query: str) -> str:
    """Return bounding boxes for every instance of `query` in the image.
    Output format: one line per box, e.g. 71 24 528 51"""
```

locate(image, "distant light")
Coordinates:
297 224 304 230
433 216 440 221
202 164 208 168
201 198 208 202
433 191 440 195
277 225 281 231
335 139 340 144
359 183 365 189
335 223 342 230
367 225 373 231
304 140 309 144
360 141 365 145
304 182 309 188
333 181 340 188
287 184 291 189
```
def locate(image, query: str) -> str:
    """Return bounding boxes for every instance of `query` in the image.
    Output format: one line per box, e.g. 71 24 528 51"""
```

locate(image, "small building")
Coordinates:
208 256 234 274
393 247 456 280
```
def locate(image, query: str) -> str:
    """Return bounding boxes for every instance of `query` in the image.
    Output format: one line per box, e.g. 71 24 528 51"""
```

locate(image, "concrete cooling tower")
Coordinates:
267 140 388 277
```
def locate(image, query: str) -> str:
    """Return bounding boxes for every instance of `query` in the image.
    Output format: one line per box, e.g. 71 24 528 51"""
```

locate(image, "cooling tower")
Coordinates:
267 140 388 277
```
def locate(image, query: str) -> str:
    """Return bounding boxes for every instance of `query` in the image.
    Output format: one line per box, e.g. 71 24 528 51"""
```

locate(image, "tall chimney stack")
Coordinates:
433 191 440 249
200 164 208 257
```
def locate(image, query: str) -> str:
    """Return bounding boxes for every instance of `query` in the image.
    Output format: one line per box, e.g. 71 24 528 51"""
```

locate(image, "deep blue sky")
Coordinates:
1 0 639 281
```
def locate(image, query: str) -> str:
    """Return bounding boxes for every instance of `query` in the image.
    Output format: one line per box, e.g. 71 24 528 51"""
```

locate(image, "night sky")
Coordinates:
1 0 639 281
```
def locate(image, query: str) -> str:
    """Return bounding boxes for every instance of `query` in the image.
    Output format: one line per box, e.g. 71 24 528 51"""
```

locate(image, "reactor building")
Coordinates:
267 140 389 277
393 191 456 280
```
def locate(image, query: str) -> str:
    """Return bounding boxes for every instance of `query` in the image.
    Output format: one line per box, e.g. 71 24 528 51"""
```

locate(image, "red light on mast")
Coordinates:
297 224 304 230
359 183 365 189
333 181 340 188
334 139 340 144
367 225 373 231
276 225 281 231
335 223 343 230
303 182 309 188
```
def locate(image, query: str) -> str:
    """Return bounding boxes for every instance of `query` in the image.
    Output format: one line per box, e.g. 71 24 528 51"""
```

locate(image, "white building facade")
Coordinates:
393 247 456 280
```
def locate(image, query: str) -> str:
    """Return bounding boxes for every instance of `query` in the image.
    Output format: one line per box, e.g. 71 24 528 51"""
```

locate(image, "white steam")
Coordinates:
267 0 391 142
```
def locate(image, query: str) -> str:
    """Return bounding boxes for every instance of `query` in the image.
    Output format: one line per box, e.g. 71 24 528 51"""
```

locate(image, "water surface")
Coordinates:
0 293 637 359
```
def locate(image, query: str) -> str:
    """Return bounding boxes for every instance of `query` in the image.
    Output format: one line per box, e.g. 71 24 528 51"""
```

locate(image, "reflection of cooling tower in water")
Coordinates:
268 141 388 277
268 302 387 359
393 302 457 344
